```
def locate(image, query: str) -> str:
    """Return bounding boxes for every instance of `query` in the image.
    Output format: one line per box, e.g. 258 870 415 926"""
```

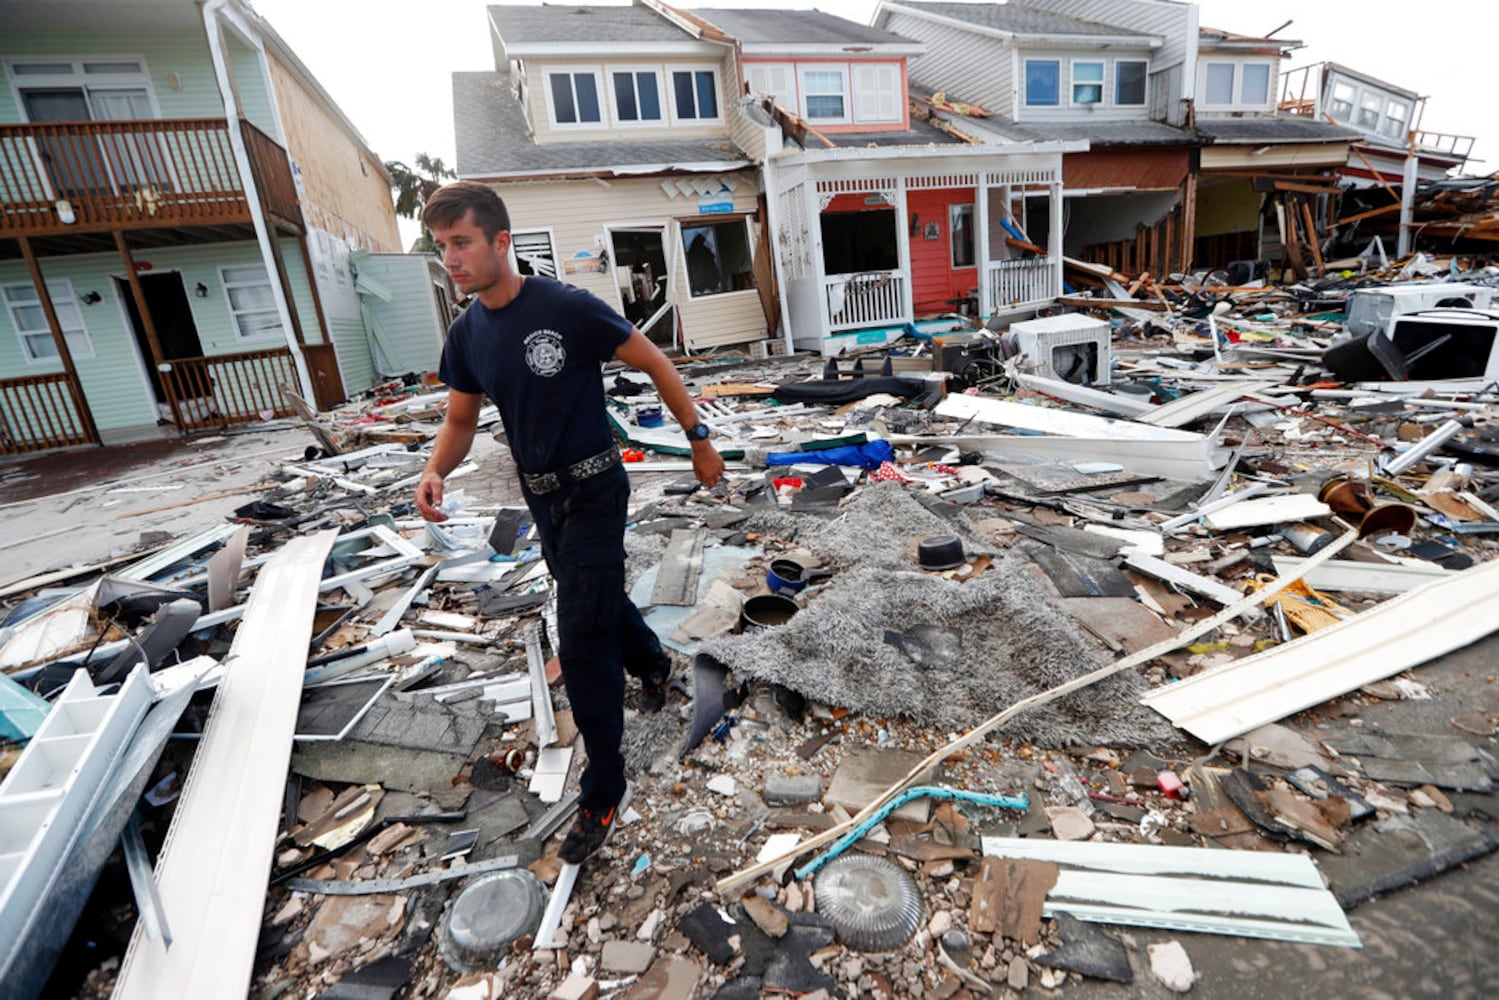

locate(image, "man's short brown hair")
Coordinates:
423 181 511 241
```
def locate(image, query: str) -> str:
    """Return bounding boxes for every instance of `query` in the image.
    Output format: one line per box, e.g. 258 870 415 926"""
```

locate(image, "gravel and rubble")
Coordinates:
4 258 1499 999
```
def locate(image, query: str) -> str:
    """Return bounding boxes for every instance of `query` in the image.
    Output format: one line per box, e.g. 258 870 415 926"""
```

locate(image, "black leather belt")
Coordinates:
520 446 621 495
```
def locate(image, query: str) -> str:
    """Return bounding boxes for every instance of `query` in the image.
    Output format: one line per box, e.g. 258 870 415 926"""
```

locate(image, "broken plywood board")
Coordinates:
1141 558 1499 745
115 529 338 1000
650 529 707 607
1059 597 1178 654
979 836 1360 948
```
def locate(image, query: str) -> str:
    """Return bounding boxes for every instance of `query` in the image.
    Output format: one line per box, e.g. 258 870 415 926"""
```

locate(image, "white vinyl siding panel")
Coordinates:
881 11 1012 117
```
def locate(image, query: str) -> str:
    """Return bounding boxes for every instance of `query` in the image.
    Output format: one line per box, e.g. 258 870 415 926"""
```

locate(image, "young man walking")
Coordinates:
415 182 724 863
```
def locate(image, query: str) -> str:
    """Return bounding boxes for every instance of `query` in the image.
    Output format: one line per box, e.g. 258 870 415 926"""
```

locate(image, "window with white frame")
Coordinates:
3 280 94 363
1358 92 1382 130
512 229 557 278
1116 60 1147 106
1241 63 1271 105
671 69 719 121
220 265 280 339
800 67 848 122
547 70 603 126
611 69 664 124
1203 62 1235 105
681 219 753 298
1383 99 1409 140
852 63 903 123
1329 80 1356 119
1072 61 1104 105
1024 60 1060 106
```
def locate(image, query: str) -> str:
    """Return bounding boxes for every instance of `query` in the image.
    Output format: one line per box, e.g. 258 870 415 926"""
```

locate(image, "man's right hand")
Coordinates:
415 471 448 522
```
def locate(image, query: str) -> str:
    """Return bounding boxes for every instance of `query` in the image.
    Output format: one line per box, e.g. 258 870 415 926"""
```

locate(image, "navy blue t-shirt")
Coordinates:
438 276 632 475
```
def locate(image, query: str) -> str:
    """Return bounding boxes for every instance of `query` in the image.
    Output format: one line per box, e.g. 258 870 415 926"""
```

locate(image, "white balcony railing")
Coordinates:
985 258 1056 313
823 270 907 331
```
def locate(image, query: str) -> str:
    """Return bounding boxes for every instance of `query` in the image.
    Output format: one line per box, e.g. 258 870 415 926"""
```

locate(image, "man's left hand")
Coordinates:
691 439 725 488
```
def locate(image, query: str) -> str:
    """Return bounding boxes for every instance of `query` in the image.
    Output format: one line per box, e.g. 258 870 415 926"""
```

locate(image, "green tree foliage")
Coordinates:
385 153 455 253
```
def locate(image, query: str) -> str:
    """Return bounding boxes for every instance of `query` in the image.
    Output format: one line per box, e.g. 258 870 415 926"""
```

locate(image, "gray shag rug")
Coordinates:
704 484 1175 749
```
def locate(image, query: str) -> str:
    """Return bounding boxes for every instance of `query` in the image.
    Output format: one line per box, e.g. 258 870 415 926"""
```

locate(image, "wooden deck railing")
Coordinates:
0 118 300 238
985 257 1057 311
160 347 298 432
823 270 908 331
0 371 96 454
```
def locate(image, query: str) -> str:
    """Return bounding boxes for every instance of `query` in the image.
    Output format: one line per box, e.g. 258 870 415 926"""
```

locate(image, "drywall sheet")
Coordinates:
1141 558 1499 744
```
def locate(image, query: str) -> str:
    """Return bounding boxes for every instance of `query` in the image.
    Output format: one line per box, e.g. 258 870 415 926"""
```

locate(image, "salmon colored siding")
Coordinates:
906 189 976 316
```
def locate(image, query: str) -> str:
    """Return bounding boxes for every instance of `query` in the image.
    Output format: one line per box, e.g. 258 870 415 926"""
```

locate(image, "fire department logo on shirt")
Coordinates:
523 329 566 377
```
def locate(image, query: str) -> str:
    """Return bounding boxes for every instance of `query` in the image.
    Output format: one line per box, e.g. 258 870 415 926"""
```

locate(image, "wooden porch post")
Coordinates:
18 237 101 446
1180 152 1199 274
114 230 185 431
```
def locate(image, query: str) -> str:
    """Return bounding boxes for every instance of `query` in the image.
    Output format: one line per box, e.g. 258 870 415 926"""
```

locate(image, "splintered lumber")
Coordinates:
114 529 338 1000
716 530 1357 895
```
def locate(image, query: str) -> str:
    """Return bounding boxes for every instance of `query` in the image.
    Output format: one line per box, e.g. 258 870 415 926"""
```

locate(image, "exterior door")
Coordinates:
606 227 675 348
114 273 205 406
907 189 978 316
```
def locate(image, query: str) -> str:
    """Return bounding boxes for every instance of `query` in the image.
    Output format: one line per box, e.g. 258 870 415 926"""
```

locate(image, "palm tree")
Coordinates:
386 153 455 253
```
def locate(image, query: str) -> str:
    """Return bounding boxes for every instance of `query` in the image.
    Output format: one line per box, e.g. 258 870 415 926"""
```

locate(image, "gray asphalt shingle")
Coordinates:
695 8 915 46
487 3 695 45
1194 115 1361 143
895 1 1146 39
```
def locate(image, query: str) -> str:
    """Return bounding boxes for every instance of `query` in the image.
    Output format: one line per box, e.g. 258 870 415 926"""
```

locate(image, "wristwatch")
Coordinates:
685 422 711 442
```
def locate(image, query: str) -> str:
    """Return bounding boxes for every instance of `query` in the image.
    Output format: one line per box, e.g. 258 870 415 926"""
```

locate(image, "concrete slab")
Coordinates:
290 693 489 793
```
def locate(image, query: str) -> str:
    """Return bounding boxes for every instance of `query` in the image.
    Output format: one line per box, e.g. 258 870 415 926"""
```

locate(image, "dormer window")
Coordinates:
672 70 719 121
1383 99 1409 140
1329 81 1356 119
547 70 603 126
1072 61 1104 105
1024 60 1060 107
611 69 664 123
801 67 849 123
1116 61 1147 106
1200 60 1274 110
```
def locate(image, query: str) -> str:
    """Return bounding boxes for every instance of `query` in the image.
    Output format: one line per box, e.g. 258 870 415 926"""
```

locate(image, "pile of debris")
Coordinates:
2 259 1499 999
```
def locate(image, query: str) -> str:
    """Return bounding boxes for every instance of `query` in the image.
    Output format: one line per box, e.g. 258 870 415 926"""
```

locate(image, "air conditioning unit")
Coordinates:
1006 313 1112 386
1345 282 1494 337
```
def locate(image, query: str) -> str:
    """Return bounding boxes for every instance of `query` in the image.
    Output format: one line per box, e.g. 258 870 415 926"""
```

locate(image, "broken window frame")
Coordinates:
3 278 96 364
744 62 794 109
607 66 665 125
1115 60 1148 106
680 216 755 299
544 68 603 127
1024 59 1060 107
670 68 721 123
799 64 850 123
511 229 557 279
1071 60 1104 106
219 264 280 341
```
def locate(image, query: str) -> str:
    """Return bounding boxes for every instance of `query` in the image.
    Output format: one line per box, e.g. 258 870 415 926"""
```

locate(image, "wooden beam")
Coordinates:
1056 296 1168 312
1300 196 1325 275
17 236 100 446
113 230 182 430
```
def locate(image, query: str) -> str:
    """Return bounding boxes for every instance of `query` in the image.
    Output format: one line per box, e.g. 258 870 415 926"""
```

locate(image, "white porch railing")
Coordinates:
823 270 907 332
985 258 1056 312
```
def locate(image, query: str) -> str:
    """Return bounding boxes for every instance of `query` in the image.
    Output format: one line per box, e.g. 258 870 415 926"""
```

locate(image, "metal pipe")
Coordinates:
1383 418 1463 475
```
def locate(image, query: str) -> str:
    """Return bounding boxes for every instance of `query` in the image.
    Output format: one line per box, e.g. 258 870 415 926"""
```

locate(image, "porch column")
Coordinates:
114 231 184 431
18 237 101 445
893 179 913 323
1398 151 1419 258
975 177 990 318
1048 175 1065 298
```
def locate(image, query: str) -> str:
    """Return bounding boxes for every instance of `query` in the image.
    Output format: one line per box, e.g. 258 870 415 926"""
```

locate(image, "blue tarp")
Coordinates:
766 439 895 471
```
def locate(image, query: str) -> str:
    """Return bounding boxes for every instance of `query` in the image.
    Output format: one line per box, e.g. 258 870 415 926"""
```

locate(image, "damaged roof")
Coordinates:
452 72 750 178
889 1 1155 43
1194 114 1363 144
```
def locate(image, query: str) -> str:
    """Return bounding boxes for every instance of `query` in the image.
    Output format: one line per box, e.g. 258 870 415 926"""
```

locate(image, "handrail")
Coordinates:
0 118 298 237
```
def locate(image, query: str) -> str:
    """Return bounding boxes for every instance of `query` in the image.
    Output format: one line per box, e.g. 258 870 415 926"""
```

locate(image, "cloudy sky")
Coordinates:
247 0 1494 246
